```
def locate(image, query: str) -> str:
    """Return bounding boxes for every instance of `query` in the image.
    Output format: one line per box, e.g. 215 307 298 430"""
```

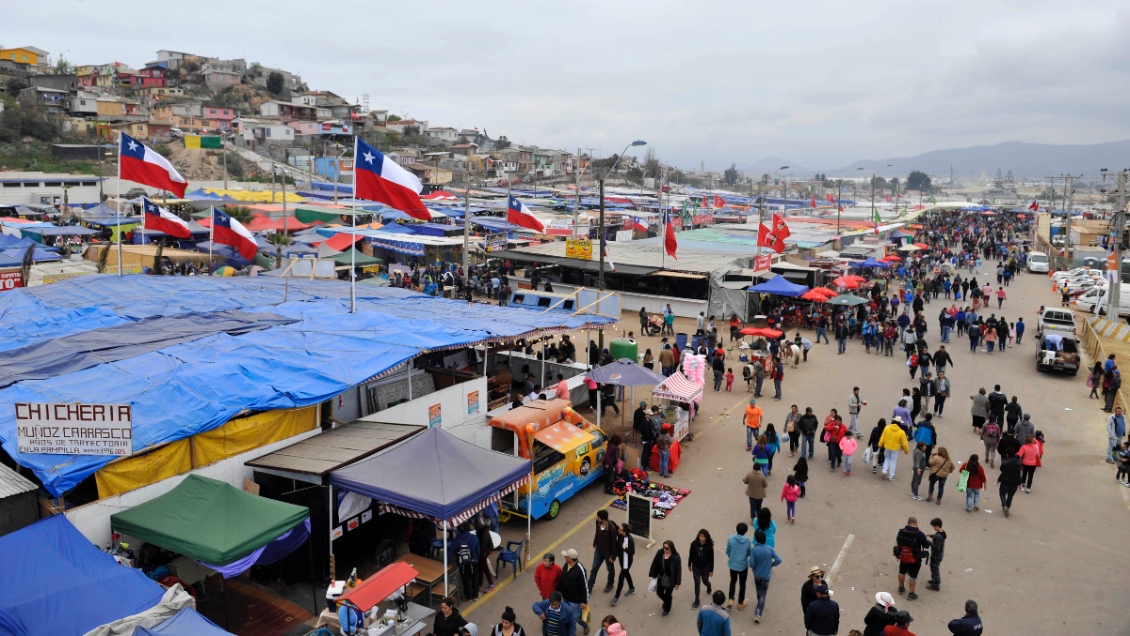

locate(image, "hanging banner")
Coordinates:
15 402 133 456
565 238 593 260
754 254 772 272
485 232 507 253
467 391 480 415
428 403 442 427
0 271 23 292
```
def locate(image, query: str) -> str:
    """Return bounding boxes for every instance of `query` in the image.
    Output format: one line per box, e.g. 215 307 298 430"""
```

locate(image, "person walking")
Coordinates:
536 553 563 600
997 452 1023 518
687 530 715 610
824 415 847 472
1017 434 1041 493
748 530 782 623
947 600 984 636
771 360 784 400
933 371 950 416
910 442 929 501
493 606 527 636
925 518 946 591
743 463 768 520
556 550 590 635
784 404 801 457
800 566 824 619
610 523 635 607
803 584 839 636
835 320 849 355
1014 413 1035 446
969 388 989 435
1107 406 1126 463
434 597 470 636
793 456 809 498
960 454 987 512
848 387 865 439
980 416 1001 468
840 433 858 476
1103 369 1122 413
533 592 578 636
863 592 898 636
919 372 935 414
588 511 618 594
926 446 956 505
648 540 682 617
781 475 800 522
1090 361 1105 400
724 523 751 610
914 413 937 459
696 591 731 636
798 407 818 458
712 354 725 392
894 517 930 601
743 399 763 451
880 417 910 480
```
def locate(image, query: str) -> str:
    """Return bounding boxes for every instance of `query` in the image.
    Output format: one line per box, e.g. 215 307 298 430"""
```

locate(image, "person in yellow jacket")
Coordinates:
878 416 910 481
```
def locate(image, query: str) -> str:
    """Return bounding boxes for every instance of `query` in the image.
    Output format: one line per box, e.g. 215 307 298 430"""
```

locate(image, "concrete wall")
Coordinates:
63 427 322 546
546 281 708 318
369 376 491 447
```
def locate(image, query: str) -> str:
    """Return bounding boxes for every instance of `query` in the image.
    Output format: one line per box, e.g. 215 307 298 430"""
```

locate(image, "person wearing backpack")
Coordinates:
893 517 930 600
980 417 1002 468
448 523 481 601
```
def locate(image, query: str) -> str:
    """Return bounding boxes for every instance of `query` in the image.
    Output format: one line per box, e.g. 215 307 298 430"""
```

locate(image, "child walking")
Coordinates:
781 475 800 523
725 368 734 392
1116 442 1130 486
1008 322 1016 347
839 433 857 476
925 518 946 591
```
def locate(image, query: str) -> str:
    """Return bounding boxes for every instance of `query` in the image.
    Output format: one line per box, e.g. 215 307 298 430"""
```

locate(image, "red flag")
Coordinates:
713 195 726 208
886 195 891 203
663 210 678 260
1028 201 1039 211
757 223 785 253
810 196 817 208
772 212 791 239
826 193 834 203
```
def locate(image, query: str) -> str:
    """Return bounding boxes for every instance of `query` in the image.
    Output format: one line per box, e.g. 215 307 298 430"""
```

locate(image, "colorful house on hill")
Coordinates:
0 46 47 67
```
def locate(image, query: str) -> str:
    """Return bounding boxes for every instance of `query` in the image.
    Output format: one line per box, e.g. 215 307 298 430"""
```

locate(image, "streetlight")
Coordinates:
597 140 646 353
758 166 788 224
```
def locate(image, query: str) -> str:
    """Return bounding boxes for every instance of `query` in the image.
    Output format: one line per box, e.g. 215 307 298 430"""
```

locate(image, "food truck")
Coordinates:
489 398 607 520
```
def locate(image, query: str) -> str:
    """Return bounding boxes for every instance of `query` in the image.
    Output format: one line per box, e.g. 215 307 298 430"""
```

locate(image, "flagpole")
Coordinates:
209 205 214 274
351 135 358 314
116 135 123 277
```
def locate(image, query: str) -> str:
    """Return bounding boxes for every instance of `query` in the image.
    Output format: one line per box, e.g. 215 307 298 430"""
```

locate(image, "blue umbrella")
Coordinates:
586 358 667 386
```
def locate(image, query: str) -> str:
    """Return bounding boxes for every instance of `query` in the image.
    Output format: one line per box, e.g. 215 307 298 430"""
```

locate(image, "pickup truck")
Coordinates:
1037 308 1077 339
1036 333 1080 375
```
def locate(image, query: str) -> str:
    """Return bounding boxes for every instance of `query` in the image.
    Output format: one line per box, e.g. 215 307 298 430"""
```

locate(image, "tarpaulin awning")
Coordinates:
294 204 350 224
534 422 596 454
652 371 703 402
336 562 421 613
747 274 809 297
373 222 417 235
850 257 890 268
20 225 101 237
110 474 310 565
2 247 61 262
135 608 234 636
330 427 532 524
204 519 311 578
323 232 363 251
331 247 382 266
0 515 166 636
825 294 869 306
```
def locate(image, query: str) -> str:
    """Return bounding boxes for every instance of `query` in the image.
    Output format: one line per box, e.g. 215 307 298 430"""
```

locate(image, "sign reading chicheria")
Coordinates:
15 402 133 456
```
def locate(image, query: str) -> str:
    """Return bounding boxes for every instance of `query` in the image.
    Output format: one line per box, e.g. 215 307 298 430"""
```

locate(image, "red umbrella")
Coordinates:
832 277 861 289
912 242 928 249
740 327 784 338
811 286 839 297
845 274 867 282
802 290 830 301
882 255 902 262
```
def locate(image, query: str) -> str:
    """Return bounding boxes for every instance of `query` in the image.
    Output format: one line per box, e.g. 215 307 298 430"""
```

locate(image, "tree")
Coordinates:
907 170 931 192
224 152 244 179
0 104 61 143
759 173 771 186
5 76 28 95
247 62 263 79
53 57 74 75
387 114 401 122
266 232 292 268
182 60 201 73
644 148 662 179
225 205 254 224
871 176 889 190
724 163 740 187
1005 170 1014 184
994 169 1003 188
889 177 901 194
266 71 284 95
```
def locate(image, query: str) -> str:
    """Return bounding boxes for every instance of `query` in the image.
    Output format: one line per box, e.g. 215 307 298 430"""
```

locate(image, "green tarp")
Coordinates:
110 474 309 565
331 248 382 266
294 205 354 224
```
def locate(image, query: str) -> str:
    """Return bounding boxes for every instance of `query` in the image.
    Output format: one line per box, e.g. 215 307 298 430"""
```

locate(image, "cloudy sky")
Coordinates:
10 0 1128 172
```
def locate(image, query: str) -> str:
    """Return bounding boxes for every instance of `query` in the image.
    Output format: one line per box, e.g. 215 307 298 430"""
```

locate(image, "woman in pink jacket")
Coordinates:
839 435 858 477
1016 434 1041 493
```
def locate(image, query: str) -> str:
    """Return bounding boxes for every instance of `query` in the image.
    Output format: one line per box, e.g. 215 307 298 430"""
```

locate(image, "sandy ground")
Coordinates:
458 268 1130 635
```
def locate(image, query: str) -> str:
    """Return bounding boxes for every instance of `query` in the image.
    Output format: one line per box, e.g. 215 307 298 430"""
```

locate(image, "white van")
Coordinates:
1076 284 1130 316
1027 251 1050 274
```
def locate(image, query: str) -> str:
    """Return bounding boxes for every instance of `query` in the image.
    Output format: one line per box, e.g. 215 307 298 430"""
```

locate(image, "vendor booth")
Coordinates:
651 371 703 441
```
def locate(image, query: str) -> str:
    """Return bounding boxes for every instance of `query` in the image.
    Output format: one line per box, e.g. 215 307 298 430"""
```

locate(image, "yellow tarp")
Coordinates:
204 189 307 203
193 406 317 467
95 439 193 498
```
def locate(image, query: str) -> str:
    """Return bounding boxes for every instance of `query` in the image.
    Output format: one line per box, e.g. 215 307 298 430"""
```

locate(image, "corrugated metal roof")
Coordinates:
0 462 37 498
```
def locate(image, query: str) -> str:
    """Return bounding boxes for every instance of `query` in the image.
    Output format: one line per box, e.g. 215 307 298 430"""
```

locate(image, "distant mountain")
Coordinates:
734 156 812 179
823 140 1130 180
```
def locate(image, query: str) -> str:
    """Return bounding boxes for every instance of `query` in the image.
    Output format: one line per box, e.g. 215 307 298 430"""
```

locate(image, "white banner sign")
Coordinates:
15 402 133 456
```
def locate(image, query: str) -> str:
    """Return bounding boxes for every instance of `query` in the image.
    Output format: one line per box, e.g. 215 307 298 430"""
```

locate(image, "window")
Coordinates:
23 182 40 187
44 182 62 187
81 181 96 187
3 183 20 188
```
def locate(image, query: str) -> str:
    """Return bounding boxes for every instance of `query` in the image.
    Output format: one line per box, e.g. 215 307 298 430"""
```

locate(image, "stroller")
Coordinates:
644 314 664 336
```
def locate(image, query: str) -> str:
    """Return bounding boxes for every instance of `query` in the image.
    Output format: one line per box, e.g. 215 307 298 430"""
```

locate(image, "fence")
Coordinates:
1079 316 1128 413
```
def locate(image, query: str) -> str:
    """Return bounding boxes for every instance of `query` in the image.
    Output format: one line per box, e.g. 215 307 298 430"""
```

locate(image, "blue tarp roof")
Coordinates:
413 222 459 237
2 247 61 262
747 274 809 297
375 222 417 235
0 276 614 495
0 515 166 636
137 608 234 636
331 426 532 522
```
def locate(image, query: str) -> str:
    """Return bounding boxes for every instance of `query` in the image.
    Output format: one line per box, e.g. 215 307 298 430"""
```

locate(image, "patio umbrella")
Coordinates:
845 275 867 282
912 242 928 249
896 245 921 251
740 327 784 338
811 287 839 297
831 276 861 289
882 255 902 262
586 358 668 434
825 294 869 306
801 290 830 301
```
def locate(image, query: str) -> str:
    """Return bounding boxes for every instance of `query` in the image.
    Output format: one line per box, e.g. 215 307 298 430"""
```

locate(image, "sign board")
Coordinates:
428 403 442 427
389 263 412 276
362 265 381 274
467 390 480 415
754 254 772 272
566 239 593 260
0 271 23 292
15 402 133 456
42 271 91 285
626 493 652 540
692 214 714 225
102 264 144 275
485 233 507 253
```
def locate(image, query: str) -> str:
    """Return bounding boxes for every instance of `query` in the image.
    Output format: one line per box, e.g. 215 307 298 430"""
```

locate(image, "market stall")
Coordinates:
651 371 703 441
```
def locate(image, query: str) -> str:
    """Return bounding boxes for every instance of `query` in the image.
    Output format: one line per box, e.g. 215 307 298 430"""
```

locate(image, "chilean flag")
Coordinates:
142 197 190 238
663 210 678 260
354 137 430 221
626 216 648 233
120 133 187 197
212 207 258 260
507 195 546 233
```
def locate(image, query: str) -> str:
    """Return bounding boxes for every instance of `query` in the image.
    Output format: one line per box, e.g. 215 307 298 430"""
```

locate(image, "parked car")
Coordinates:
1027 251 1050 273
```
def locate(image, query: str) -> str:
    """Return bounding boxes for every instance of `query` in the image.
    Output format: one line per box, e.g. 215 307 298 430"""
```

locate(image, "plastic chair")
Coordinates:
430 538 445 560
495 538 526 580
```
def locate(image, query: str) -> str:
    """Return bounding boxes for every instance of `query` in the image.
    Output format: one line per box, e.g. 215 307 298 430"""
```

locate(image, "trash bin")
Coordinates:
675 333 688 350
609 338 638 363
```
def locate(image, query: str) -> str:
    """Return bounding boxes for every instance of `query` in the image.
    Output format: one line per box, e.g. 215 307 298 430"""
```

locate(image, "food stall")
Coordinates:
651 372 702 441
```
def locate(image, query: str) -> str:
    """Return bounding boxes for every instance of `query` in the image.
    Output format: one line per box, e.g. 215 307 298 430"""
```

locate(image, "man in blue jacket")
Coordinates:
533 592 578 636
747 530 782 623
697 590 731 636
947 599 984 635
724 522 752 609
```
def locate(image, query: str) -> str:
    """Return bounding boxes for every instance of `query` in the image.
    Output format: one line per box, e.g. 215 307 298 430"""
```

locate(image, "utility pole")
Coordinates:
462 172 470 276
1101 169 1128 316
836 178 843 237
1046 174 1080 270
575 147 582 238
222 138 228 191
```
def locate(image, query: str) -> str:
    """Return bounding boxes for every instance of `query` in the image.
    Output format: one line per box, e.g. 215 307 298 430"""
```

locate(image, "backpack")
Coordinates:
984 421 1000 439
455 541 475 568
895 528 921 564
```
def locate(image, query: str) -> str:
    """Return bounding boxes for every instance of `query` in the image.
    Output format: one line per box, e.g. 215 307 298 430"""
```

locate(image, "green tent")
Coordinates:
294 204 347 224
331 247 382 266
110 474 309 565
825 294 869 307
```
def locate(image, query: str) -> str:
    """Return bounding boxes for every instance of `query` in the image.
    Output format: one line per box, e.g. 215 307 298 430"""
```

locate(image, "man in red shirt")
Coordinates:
884 610 917 636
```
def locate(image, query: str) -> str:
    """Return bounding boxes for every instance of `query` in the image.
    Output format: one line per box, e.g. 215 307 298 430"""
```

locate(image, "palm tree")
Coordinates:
266 232 291 269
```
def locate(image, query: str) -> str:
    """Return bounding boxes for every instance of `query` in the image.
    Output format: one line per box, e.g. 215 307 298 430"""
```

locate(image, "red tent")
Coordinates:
322 232 363 251
422 190 459 201
740 327 784 338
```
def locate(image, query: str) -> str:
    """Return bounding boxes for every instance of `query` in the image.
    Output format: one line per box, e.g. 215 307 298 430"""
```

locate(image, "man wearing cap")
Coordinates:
884 611 916 636
639 405 660 470
744 399 764 451
799 567 824 619
947 599 984 636
803 582 839 636
556 549 589 635
879 417 910 480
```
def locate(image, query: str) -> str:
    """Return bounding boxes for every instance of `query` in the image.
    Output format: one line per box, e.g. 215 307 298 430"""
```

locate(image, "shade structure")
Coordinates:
882 255 902 262
825 294 869 307
135 608 235 636
845 275 866 282
912 242 928 249
335 562 421 613
811 287 839 297
586 358 667 386
110 474 310 565
652 371 704 403
331 247 382 266
801 290 830 301
831 276 860 289
747 274 809 297
330 426 532 525
740 327 784 338
897 244 921 251
0 515 166 636
322 232 364 251
851 257 890 268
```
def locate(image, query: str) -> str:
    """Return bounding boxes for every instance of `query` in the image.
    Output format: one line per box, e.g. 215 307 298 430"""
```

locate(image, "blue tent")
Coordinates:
2 247 61 262
0 234 23 249
137 608 235 636
851 257 890 269
747 274 809 297
330 426 531 522
373 222 417 235
0 515 165 636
